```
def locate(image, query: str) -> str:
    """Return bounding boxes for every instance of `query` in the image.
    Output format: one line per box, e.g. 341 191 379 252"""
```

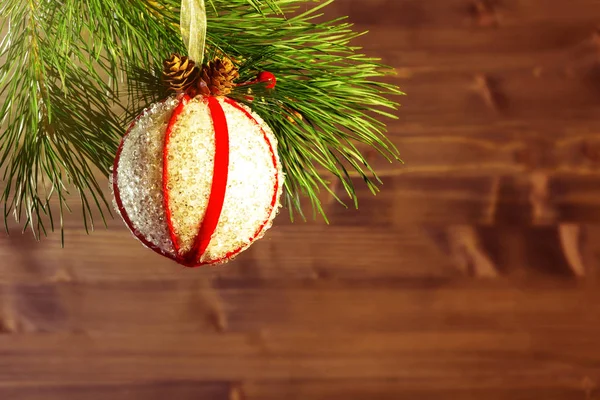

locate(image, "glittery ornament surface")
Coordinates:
113 98 179 257
166 98 215 253
112 95 283 266
201 98 282 262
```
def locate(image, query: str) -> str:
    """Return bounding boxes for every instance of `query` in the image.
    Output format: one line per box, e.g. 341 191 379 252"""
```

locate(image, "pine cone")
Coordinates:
163 54 199 92
197 57 240 97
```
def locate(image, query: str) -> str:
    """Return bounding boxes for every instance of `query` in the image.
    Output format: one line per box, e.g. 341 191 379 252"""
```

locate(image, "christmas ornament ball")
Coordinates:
112 94 283 267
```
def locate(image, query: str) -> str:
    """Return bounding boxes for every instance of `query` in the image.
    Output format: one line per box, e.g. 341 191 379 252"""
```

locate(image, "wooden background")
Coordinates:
3 0 600 398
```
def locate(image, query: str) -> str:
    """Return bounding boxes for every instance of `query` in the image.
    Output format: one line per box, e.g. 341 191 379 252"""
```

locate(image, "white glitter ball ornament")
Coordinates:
111 94 283 267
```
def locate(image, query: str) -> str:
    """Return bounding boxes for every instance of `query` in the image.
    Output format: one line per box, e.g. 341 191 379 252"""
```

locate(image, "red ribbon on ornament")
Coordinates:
162 95 189 255
162 95 230 266
185 96 230 264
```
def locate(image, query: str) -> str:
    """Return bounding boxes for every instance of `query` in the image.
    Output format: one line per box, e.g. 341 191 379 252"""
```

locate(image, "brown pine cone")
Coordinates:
197 57 240 97
163 54 200 92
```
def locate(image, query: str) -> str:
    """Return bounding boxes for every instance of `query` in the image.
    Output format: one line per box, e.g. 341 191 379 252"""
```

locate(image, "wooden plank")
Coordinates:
1 223 598 284
370 122 600 174
381 69 600 127
0 347 593 386
0 224 459 284
0 325 599 385
2 281 600 334
0 381 592 400
0 383 231 400
243 381 593 400
0 352 524 384
330 0 600 29
0 331 535 358
330 174 600 225
326 175 501 226
348 15 599 54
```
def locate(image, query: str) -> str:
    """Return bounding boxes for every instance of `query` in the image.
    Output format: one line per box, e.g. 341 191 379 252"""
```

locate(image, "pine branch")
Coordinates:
1 0 182 241
213 0 403 220
133 0 403 221
0 0 402 241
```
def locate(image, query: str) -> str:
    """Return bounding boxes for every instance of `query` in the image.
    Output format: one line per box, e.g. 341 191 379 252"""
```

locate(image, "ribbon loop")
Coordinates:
180 0 207 64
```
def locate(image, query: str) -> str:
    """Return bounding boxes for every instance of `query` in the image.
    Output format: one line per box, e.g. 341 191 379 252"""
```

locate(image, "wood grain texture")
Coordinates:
3 0 600 398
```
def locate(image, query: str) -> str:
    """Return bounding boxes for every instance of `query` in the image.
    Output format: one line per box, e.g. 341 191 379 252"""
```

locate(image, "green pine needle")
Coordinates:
0 0 402 242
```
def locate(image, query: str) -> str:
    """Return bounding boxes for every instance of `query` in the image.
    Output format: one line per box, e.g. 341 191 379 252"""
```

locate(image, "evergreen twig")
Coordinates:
0 0 402 241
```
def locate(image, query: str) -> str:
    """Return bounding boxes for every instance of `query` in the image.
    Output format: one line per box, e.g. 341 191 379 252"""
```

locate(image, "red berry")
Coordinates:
258 71 276 89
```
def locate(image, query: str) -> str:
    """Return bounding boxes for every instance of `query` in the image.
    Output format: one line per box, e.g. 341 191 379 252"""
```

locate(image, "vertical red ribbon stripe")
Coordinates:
184 97 230 265
163 96 230 267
